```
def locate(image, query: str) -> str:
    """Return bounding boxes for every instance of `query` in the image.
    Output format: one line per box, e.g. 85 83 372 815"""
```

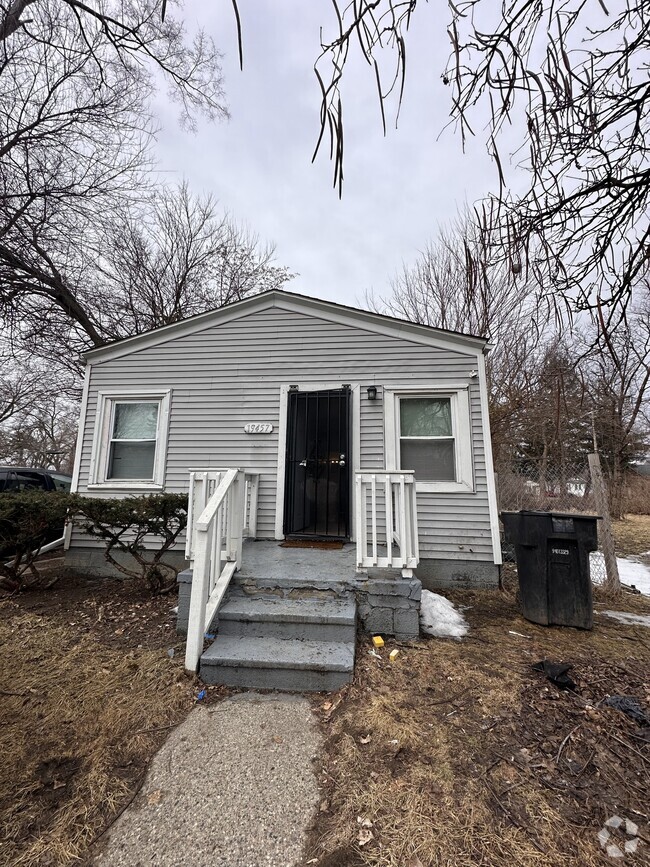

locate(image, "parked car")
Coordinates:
0 467 72 493
0 468 73 554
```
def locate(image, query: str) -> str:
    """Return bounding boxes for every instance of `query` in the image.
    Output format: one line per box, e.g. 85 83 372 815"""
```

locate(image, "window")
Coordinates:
108 402 159 480
90 391 170 489
399 397 455 481
48 472 72 492
385 387 473 493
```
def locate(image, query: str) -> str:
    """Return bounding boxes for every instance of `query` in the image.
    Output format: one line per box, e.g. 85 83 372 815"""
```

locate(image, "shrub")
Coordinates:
72 493 188 594
0 491 72 591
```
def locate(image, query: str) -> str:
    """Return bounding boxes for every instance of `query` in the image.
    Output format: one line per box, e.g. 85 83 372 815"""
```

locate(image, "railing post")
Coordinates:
246 473 259 538
185 526 210 673
355 473 366 571
385 475 394 566
354 470 419 574
185 471 196 560
233 471 244 568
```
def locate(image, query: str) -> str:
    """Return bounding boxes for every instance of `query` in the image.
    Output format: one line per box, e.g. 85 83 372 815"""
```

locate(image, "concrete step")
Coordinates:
217 596 356 641
200 635 355 692
230 573 354 601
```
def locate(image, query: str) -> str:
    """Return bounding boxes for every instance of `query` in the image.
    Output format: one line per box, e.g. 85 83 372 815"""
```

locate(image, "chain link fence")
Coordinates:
495 460 607 585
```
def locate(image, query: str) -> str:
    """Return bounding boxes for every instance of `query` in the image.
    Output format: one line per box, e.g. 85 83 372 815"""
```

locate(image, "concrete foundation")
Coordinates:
65 546 189 579
417 557 500 590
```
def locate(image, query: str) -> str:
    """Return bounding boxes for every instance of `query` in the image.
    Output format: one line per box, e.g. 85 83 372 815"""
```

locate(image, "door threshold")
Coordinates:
284 534 349 542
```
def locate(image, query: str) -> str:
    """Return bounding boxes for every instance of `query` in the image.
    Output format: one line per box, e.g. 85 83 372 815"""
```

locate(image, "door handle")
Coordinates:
338 460 346 467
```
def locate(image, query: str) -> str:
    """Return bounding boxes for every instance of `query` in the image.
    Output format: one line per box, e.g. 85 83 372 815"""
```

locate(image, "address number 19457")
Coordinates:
244 423 273 434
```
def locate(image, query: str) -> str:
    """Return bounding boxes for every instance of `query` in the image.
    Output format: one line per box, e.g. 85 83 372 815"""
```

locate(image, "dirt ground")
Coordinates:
614 515 650 557
2 518 650 867
0 573 202 867
304 578 650 867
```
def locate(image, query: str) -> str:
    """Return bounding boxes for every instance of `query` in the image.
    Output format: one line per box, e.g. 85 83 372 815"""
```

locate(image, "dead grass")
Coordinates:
0 575 196 867
613 514 650 557
306 588 650 867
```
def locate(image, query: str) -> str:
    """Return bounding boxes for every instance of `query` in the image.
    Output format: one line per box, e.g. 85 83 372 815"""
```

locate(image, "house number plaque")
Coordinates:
244 423 273 434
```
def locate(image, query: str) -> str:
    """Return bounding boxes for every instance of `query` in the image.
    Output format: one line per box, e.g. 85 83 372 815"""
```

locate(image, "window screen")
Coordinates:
399 397 455 481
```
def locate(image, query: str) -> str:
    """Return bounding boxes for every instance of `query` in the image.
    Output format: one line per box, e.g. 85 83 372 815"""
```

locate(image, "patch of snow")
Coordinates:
602 610 650 628
590 551 650 596
419 590 469 639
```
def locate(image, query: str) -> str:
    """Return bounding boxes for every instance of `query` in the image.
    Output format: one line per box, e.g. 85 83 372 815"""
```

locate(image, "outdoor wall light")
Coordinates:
367 385 378 401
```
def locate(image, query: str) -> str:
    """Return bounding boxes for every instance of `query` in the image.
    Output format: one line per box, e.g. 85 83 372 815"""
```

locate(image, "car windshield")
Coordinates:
48 472 72 492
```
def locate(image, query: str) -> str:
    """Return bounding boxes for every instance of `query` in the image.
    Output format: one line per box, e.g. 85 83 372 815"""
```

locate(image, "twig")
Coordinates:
484 781 546 853
608 732 649 763
427 686 471 706
132 722 179 735
481 755 506 776
573 750 595 778
556 725 580 764
88 769 147 848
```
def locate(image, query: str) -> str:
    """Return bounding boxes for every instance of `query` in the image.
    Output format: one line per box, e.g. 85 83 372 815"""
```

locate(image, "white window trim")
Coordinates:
88 390 171 491
384 386 474 493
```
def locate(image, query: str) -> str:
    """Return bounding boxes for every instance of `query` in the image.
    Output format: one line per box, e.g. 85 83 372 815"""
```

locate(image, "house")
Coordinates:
66 290 501 690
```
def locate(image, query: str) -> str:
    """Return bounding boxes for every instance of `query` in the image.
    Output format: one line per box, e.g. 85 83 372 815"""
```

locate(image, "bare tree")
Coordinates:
0 355 43 425
584 287 650 517
373 210 544 451
93 184 293 341
312 1 649 313
379 209 536 342
0 0 226 127
0 397 78 471
0 0 227 361
0 349 79 469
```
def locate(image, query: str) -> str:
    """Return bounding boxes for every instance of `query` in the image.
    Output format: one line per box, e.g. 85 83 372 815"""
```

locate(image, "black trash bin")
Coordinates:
501 510 599 629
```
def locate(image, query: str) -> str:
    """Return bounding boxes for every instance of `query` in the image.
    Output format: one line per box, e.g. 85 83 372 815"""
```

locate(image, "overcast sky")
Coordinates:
151 2 520 306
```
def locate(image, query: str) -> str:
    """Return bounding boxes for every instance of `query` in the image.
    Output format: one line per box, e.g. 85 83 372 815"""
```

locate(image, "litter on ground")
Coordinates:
419 590 469 639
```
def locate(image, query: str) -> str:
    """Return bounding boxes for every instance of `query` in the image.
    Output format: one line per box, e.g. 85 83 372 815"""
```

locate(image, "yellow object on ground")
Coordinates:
389 649 399 661
372 636 384 648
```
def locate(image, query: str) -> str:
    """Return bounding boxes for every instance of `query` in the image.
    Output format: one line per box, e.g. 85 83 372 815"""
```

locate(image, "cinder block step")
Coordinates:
217 596 356 641
200 635 355 692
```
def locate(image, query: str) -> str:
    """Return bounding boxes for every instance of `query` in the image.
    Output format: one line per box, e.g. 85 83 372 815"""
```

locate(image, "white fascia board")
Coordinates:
66 361 92 550
83 290 488 365
70 362 92 494
478 353 503 565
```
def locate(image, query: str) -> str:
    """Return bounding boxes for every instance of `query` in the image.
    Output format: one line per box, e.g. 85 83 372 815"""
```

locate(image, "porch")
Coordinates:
180 469 422 691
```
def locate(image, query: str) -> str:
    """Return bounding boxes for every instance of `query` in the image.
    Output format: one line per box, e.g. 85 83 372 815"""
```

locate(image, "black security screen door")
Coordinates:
284 388 351 538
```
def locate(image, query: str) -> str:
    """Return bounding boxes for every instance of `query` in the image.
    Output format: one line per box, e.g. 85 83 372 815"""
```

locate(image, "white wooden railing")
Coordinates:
185 469 259 563
355 471 419 577
184 468 259 673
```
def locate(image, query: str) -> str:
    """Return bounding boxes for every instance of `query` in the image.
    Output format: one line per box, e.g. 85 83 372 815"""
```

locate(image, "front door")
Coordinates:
283 388 351 538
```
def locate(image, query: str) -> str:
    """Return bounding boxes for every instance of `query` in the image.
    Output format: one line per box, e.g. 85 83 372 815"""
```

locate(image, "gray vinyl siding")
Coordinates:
72 306 494 562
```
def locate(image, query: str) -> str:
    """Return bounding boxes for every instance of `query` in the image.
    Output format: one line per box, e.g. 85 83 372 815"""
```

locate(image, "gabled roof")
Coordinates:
84 289 488 364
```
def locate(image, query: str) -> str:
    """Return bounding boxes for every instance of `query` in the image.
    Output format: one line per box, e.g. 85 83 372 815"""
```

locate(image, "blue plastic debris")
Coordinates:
196 689 207 701
204 633 215 640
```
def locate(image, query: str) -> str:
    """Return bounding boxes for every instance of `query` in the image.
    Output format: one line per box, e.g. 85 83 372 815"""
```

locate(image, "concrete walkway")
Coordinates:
94 693 322 867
